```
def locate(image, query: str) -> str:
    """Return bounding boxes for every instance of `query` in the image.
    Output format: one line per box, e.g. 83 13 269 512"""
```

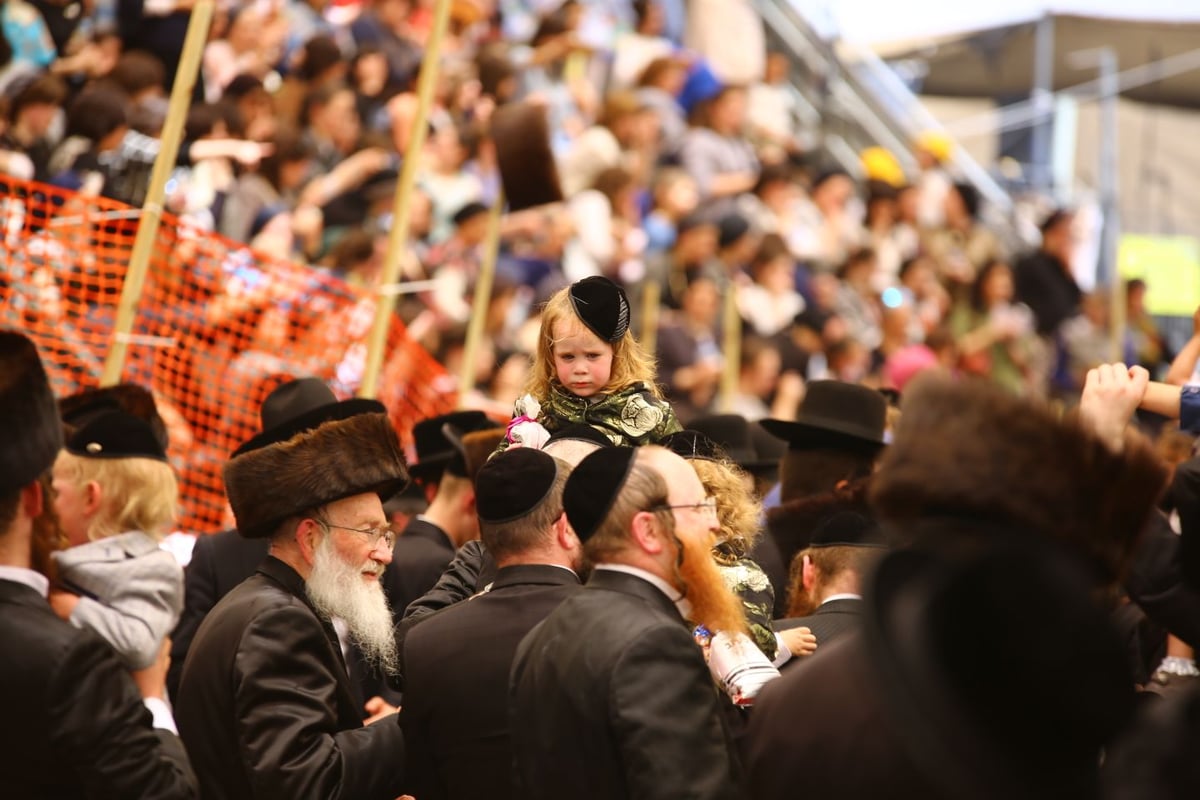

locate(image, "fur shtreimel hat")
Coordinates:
224 412 410 539
0 331 63 494
870 374 1168 580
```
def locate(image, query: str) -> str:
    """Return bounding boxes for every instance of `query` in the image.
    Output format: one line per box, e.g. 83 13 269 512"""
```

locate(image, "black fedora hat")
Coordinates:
232 377 385 457
409 410 494 482
690 414 778 473
863 539 1134 799
760 381 886 453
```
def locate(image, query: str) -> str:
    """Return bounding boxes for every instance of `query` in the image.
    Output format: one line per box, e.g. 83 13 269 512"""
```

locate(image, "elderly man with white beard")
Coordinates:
176 412 410 800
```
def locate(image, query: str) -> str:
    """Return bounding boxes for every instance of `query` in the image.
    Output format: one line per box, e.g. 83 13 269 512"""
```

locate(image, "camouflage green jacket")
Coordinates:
716 550 779 661
498 383 681 452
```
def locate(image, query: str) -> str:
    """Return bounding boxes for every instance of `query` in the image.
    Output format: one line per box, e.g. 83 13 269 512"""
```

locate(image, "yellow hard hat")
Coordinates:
861 146 906 187
915 130 954 163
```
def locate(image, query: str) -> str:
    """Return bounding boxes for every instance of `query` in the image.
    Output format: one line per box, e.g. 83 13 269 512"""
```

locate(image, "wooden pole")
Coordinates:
101 1 213 386
456 192 504 407
719 284 741 412
640 279 661 359
359 0 453 399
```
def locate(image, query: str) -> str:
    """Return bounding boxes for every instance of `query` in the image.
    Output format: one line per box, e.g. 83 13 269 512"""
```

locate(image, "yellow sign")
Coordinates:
1118 235 1200 316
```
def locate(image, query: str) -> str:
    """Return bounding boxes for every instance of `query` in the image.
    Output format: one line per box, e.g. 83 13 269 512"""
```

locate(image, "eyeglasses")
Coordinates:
315 518 397 550
650 497 719 518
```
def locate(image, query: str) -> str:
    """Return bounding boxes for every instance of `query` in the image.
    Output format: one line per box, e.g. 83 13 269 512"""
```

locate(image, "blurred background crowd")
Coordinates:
0 0 1193 429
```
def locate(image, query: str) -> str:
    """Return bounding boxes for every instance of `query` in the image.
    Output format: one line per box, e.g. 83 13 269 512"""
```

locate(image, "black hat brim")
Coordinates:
760 417 886 453
232 398 386 458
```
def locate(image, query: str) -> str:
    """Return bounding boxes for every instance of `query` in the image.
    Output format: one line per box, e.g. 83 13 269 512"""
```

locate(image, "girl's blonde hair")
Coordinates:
55 451 179 542
690 457 761 560
522 284 661 401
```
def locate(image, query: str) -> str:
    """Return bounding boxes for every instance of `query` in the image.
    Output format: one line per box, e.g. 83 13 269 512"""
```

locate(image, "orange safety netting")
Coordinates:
0 177 456 534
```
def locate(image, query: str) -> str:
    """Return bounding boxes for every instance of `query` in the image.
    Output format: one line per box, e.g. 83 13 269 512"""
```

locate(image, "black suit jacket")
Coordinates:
401 564 581 800
775 598 864 653
175 557 405 800
171 529 406 708
168 529 267 697
0 578 197 799
388 517 457 617
510 568 745 800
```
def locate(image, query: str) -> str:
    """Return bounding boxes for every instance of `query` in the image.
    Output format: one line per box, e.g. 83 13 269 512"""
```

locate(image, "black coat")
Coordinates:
0 578 197 799
776 597 864 653
510 568 745 800
1013 249 1082 336
387 517 457 617
175 557 405 800
401 564 581 800
168 529 267 697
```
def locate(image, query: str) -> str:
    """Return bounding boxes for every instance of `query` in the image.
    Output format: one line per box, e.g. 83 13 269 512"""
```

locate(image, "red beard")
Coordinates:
675 531 749 636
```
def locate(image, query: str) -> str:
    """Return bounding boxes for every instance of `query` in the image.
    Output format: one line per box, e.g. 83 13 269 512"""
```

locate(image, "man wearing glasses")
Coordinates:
175 411 410 800
511 445 748 799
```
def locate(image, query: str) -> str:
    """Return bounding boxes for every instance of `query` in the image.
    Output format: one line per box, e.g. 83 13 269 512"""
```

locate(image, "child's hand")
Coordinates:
48 590 80 621
508 419 551 450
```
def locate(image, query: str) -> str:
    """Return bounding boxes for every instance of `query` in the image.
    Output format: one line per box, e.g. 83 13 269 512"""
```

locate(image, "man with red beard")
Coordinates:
175 412 410 800
510 445 748 799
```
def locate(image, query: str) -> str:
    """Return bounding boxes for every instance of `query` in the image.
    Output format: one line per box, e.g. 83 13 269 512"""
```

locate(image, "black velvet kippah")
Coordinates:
810 511 886 549
569 276 630 343
546 423 613 448
661 430 726 462
66 410 168 462
476 448 560 523
563 446 636 542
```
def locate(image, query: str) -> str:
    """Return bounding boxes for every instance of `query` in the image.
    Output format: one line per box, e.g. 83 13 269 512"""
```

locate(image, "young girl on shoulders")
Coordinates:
501 276 682 451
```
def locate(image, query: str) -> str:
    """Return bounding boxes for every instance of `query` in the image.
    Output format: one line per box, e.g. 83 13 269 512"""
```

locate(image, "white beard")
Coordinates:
306 534 399 676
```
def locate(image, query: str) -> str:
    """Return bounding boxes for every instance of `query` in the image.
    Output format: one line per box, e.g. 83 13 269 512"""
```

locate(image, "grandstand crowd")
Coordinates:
4 2 1200 799
0 0 1172 419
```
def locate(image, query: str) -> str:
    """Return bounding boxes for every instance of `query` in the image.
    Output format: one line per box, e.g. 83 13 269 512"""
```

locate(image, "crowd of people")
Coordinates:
5 1 1200 799
0 0 1175 430
5 279 1200 797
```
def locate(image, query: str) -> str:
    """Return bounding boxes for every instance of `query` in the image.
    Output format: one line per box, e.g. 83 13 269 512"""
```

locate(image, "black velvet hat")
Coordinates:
66 411 168 462
476 448 560 523
563 446 636 542
410 410 494 482
717 213 751 249
233 377 385 457
0 330 63 493
761 380 887 453
569 276 630 343
809 510 885 549
863 538 1135 799
59 383 168 450
690 414 778 473
661 430 725 462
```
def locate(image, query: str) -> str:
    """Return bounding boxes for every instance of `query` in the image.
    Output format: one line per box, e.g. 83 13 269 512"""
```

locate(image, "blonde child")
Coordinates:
48 410 184 670
501 276 682 451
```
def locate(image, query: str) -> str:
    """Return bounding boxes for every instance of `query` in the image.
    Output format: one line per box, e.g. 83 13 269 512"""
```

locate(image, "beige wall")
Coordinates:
918 94 1200 238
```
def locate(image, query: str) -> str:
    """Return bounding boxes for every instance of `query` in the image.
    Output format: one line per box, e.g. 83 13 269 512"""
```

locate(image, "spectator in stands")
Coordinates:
680 84 758 213
351 0 423 88
950 259 1040 395
634 54 689 159
420 120 484 243
833 248 882 352
806 168 864 271
657 271 723 422
1014 208 1082 337
560 89 659 197
1125 278 1169 374
642 166 699 254
611 0 675 89
0 71 64 180
739 233 805 338
922 181 1004 289
747 50 800 160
